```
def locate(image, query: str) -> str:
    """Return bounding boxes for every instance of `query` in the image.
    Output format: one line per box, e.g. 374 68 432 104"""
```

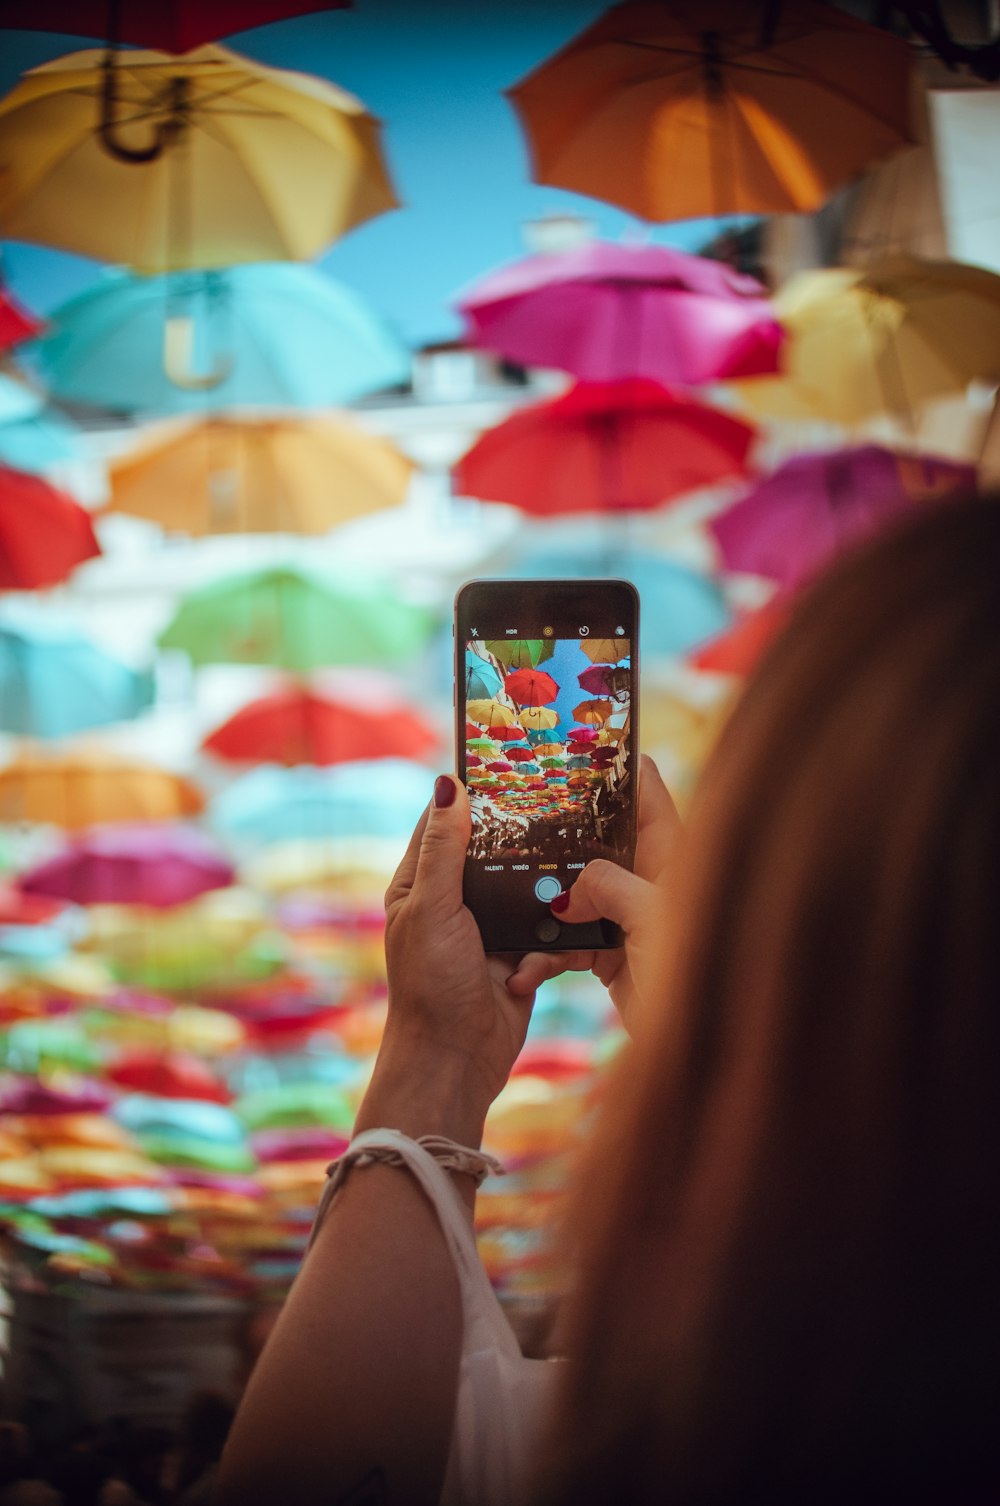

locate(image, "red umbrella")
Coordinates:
710 445 977 590
505 746 536 763
457 239 783 386
0 884 69 926
688 598 790 676
486 760 514 774
0 466 100 589
454 380 755 515
19 824 234 909
503 667 559 707
107 1050 232 1103
0 1 349 50
0 287 43 351
202 682 438 767
566 726 599 743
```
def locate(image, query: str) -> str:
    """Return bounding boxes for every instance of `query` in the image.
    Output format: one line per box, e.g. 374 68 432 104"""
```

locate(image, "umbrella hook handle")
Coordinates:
99 54 185 166
163 315 234 391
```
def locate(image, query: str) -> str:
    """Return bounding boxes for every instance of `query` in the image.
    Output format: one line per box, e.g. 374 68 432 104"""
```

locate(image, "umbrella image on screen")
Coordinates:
465 698 521 729
455 380 756 516
0 619 153 738
517 705 560 733
202 682 438 767
572 699 613 726
108 415 413 535
0 465 101 589
159 566 434 671
710 444 976 589
506 0 916 220
503 667 559 707
732 256 1000 426
464 649 505 702
30 265 409 416
483 638 555 669
577 663 629 701
457 239 783 386
0 44 396 271
19 825 234 909
0 752 204 829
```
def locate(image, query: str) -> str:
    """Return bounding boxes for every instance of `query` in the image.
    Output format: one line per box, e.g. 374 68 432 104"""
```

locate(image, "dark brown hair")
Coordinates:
545 494 1000 1504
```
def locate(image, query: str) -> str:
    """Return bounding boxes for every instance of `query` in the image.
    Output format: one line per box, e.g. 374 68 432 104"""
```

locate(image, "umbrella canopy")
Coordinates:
464 649 505 701
0 2 348 51
19 824 234 908
457 240 783 386
202 682 438 766
158 565 434 670
506 0 916 220
0 44 396 272
732 256 1000 425
0 407 82 475
503 667 559 707
572 698 613 726
464 698 521 729
710 445 976 589
455 380 755 515
482 638 554 669
687 597 790 676
210 759 433 846
517 705 560 732
577 663 629 699
578 637 629 665
0 619 154 738
30 264 409 416
0 287 43 351
108 415 413 536
0 465 100 589
0 752 204 829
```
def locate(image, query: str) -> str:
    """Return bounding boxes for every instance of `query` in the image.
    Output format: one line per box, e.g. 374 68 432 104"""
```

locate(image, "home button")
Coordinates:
534 917 561 944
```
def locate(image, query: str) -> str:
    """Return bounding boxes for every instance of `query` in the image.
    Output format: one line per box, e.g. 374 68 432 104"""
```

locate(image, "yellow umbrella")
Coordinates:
0 45 397 272
732 256 1000 427
0 751 203 829
579 637 630 665
518 706 559 732
572 698 613 727
107 416 414 536
465 698 521 729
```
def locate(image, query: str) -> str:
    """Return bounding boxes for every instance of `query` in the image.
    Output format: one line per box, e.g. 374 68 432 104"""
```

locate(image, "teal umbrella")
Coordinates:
27 264 410 416
464 647 504 700
210 758 433 847
0 407 81 474
0 618 154 737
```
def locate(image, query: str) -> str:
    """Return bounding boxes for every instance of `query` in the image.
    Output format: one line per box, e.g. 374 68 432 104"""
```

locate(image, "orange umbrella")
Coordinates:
0 752 203 829
572 698 613 726
687 598 790 676
0 465 100 588
507 0 916 220
108 415 414 536
202 682 438 766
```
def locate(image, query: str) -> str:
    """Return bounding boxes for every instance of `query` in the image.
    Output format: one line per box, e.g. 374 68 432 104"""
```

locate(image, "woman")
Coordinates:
219 493 1000 1505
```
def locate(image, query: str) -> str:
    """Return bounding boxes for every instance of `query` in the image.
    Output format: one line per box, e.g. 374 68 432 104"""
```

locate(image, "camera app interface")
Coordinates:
463 628 633 894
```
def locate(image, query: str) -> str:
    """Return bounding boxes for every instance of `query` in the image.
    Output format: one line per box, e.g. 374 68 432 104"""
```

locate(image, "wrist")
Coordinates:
355 1029 489 1149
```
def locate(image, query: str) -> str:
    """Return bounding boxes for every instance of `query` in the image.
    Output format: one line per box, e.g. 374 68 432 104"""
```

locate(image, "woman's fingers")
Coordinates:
635 754 681 885
554 858 655 932
384 774 470 915
505 949 598 996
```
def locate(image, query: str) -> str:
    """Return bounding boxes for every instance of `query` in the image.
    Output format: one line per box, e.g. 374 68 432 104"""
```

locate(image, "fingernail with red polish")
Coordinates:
434 775 456 808
551 890 571 914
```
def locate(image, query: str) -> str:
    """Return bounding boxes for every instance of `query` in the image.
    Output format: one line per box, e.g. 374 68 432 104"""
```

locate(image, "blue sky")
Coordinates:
0 2 748 346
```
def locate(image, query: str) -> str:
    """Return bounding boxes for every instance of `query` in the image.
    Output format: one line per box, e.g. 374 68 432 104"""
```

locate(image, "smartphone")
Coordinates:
455 578 639 953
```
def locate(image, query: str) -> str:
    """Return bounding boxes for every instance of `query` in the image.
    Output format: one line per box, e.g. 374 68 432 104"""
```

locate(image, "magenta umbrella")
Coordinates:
19 823 234 908
710 445 977 590
577 663 630 700
456 240 784 387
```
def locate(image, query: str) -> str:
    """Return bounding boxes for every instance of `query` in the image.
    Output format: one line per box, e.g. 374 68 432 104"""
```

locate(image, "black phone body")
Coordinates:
455 578 639 954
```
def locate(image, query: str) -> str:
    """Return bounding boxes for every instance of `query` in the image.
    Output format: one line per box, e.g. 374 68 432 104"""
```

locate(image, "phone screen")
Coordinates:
455 578 638 953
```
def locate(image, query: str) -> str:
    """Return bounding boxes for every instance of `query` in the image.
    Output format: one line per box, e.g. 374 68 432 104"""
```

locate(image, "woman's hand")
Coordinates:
360 773 536 1151
505 755 680 1031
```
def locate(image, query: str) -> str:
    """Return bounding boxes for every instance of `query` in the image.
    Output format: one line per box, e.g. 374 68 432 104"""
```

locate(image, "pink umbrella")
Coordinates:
566 726 599 742
710 445 976 590
456 240 784 386
454 379 756 515
577 663 630 700
486 760 514 774
19 823 235 908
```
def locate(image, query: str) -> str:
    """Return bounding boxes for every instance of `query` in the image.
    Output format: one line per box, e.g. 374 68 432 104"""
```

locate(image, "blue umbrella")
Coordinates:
27 264 410 417
510 547 730 659
0 373 40 424
0 408 82 474
0 619 154 737
464 647 504 700
210 758 434 847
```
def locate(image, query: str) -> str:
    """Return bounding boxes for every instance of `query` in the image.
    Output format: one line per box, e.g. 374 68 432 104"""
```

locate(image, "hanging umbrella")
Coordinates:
482 638 555 669
465 737 501 756
464 649 505 701
503 667 559 707
687 597 790 676
0 286 43 351
158 565 434 671
0 44 396 273
209 759 433 846
0 2 349 51
0 406 82 476
710 445 976 590
506 0 916 221
30 264 409 416
455 380 756 515
19 824 234 909
578 636 629 665
202 683 438 766
0 465 100 589
457 240 783 386
572 698 613 726
732 256 1000 426
108 415 413 535
0 752 203 829
505 747 536 764
517 705 560 733
577 663 630 700
464 698 521 728
0 619 153 738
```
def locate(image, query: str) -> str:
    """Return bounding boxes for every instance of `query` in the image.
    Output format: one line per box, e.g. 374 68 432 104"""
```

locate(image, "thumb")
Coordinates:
411 773 472 907
552 858 654 935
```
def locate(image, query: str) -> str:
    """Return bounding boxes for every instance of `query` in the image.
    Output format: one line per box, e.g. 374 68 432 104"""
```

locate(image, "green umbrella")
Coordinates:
484 638 555 669
158 565 435 670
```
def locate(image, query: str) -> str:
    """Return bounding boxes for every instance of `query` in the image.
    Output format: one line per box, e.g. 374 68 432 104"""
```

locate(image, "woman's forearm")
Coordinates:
217 1035 489 1506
